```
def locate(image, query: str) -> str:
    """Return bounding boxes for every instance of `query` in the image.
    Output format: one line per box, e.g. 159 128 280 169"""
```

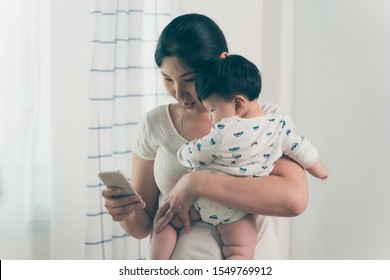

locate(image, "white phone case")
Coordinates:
97 170 137 198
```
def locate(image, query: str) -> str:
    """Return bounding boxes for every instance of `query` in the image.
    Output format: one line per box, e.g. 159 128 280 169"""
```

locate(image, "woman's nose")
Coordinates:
175 83 186 99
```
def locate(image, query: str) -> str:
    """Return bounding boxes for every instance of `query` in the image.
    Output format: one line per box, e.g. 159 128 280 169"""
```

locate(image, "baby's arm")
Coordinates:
281 118 328 180
177 125 221 168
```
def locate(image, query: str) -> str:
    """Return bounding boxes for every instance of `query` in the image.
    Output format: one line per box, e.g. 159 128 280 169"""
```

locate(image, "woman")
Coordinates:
102 13 308 259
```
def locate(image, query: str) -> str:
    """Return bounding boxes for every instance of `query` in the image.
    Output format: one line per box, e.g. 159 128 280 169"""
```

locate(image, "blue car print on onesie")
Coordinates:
233 131 244 137
217 124 225 129
286 129 291 136
210 138 216 145
291 142 299 151
228 146 240 152
239 167 247 173
253 125 260 131
197 143 202 151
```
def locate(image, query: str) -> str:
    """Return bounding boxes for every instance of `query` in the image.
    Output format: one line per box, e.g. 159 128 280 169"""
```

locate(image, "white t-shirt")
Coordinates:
133 103 280 259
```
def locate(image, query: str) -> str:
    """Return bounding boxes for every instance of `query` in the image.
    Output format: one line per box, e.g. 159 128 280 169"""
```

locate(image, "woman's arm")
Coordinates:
102 154 160 239
198 156 309 216
155 156 308 233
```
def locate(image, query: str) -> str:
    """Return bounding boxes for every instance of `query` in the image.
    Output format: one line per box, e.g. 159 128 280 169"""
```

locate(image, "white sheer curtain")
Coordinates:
0 0 51 259
85 0 174 259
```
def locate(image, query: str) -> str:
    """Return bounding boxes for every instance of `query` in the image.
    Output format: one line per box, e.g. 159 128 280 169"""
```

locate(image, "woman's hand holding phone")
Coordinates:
98 170 146 221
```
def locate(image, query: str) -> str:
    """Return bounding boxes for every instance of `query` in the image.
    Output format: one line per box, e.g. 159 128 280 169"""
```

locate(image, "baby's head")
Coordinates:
196 54 262 102
195 54 262 123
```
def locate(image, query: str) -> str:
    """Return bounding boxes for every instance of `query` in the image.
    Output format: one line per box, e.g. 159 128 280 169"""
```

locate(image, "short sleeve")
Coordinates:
261 102 280 114
278 114 318 169
132 107 163 160
283 135 318 169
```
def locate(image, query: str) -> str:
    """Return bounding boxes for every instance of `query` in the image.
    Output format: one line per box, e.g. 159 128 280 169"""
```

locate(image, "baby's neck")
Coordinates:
239 101 266 119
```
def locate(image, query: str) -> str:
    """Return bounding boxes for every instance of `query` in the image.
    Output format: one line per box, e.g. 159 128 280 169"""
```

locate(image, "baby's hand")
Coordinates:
307 161 329 180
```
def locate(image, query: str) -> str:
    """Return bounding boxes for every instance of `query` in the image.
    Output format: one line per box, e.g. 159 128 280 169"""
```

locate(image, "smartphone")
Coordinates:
97 170 137 198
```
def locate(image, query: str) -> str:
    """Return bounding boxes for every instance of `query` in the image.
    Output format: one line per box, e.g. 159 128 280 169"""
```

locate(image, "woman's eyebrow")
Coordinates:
180 71 197 78
160 71 196 78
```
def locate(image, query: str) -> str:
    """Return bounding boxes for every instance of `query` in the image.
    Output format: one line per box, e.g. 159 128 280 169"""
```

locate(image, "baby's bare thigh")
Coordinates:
217 214 257 246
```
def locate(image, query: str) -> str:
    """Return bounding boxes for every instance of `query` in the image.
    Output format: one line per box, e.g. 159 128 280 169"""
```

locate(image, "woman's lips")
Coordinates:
182 101 196 109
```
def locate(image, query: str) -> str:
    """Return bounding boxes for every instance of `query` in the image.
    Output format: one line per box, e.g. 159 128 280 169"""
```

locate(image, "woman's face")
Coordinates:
160 56 206 113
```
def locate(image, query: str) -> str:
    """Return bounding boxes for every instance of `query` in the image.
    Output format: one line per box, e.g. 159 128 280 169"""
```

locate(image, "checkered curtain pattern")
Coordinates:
85 0 173 259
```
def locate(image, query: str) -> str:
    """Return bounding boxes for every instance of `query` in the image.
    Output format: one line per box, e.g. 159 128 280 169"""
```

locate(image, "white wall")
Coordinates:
291 0 390 259
176 0 264 73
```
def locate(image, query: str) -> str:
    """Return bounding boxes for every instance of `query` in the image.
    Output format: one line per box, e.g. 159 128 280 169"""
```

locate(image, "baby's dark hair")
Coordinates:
195 54 262 102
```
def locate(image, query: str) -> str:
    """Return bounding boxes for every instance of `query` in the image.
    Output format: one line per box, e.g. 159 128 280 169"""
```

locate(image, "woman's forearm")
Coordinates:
120 209 153 239
193 156 308 217
118 154 159 239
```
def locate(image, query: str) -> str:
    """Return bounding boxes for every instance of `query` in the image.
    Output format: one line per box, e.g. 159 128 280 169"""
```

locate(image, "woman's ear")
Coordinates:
233 95 246 115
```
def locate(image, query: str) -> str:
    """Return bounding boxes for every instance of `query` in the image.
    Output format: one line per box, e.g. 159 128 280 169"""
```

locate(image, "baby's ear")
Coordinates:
233 95 246 113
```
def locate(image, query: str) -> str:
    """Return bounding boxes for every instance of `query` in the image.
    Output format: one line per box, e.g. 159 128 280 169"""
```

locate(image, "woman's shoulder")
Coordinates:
260 102 281 114
260 102 296 129
139 104 171 128
138 104 180 141
143 104 169 119
133 104 172 159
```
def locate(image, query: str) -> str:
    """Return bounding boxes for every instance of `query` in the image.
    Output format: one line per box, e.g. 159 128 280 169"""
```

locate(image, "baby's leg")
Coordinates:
149 224 177 260
217 214 257 260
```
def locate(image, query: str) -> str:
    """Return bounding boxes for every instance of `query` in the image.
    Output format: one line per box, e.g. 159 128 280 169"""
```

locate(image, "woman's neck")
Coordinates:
169 103 212 141
183 108 212 138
